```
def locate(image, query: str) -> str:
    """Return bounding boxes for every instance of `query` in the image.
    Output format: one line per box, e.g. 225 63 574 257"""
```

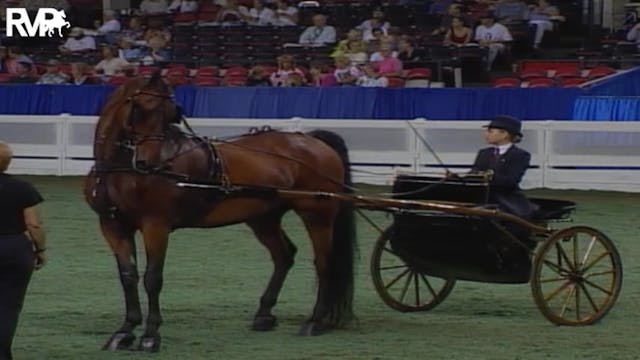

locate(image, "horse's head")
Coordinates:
122 72 179 171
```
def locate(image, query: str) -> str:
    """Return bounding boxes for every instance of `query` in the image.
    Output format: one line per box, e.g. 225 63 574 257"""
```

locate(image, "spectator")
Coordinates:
68 62 100 85
216 0 249 25
95 10 121 35
357 9 391 42
273 0 298 26
333 56 361 86
3 47 33 76
141 36 171 64
118 37 144 62
247 66 271 86
432 4 469 36
36 60 69 84
356 63 388 87
627 22 640 49
307 62 331 87
429 0 456 15
121 17 144 41
245 0 276 26
528 0 563 49
370 43 403 77
494 0 529 24
397 37 426 63
299 14 336 46
8 61 36 84
139 0 168 15
143 18 172 44
288 72 305 87
168 0 198 13
94 45 131 76
331 29 368 64
474 14 513 70
270 54 305 86
444 16 472 46
59 28 96 54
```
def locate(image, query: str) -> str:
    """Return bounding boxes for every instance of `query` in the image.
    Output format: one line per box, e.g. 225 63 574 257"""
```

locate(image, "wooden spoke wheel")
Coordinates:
371 226 456 312
531 226 623 326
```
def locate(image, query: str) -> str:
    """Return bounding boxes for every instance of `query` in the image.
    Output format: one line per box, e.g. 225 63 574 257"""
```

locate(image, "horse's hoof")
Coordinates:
102 332 136 351
298 321 326 336
252 315 278 331
138 334 161 352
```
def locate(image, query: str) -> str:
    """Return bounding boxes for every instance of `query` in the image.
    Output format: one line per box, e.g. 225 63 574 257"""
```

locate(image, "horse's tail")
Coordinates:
308 130 357 328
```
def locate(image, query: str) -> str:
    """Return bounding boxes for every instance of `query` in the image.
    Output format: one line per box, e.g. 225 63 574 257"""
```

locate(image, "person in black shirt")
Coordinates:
0 141 47 360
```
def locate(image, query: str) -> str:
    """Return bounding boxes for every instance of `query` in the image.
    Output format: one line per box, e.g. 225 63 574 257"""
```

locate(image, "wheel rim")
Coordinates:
371 227 455 312
531 226 623 325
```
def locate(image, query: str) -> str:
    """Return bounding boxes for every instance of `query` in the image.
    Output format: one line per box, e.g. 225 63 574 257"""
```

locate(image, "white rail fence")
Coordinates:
1 115 639 192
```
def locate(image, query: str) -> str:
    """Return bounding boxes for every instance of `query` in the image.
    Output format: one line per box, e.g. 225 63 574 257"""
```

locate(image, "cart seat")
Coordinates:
529 198 576 221
393 174 490 205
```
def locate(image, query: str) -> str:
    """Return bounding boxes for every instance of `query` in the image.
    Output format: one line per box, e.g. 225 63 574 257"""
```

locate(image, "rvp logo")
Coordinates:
6 8 71 37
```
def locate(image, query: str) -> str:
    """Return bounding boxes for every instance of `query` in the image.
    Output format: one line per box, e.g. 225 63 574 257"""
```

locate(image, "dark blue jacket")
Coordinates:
471 145 533 219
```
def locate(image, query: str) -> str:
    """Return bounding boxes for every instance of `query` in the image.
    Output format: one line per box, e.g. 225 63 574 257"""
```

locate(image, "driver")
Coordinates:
470 115 535 221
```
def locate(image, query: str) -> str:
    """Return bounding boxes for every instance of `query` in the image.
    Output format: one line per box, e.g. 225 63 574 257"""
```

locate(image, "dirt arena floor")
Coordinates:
11 176 639 360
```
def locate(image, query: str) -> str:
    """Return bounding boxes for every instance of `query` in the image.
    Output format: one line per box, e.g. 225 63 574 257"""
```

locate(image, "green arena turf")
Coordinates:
10 176 640 360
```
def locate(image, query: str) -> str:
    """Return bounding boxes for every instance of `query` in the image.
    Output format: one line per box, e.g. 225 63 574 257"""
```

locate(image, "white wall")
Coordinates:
1 115 639 192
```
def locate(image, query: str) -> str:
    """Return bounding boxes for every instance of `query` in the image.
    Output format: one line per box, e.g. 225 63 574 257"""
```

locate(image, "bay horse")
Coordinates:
83 73 356 352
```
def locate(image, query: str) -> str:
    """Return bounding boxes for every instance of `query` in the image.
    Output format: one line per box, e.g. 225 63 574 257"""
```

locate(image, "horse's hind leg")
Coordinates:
297 212 334 336
247 214 297 331
100 218 142 351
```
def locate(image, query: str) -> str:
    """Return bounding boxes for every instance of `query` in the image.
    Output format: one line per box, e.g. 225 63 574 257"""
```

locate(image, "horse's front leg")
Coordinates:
138 220 170 352
100 217 142 351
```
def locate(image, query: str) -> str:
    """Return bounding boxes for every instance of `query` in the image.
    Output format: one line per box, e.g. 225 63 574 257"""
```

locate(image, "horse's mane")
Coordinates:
94 77 149 161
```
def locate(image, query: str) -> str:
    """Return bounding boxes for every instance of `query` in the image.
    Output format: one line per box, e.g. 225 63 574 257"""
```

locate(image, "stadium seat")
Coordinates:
0 73 11 83
196 66 219 77
106 76 129 85
138 66 159 77
559 77 587 87
224 66 248 77
587 66 616 79
406 68 432 80
194 76 221 86
387 77 406 88
492 77 521 88
519 69 546 80
527 77 555 88
224 76 247 87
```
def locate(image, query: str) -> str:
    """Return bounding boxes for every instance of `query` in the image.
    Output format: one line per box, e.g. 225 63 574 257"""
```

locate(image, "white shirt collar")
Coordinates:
496 143 513 155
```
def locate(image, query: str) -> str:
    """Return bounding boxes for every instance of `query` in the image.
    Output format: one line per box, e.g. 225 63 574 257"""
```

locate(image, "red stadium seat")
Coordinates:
386 77 405 88
0 73 11 83
194 76 221 87
196 66 219 77
554 69 580 78
492 77 521 88
405 68 432 80
559 77 587 87
518 69 546 80
224 76 247 86
138 66 159 77
106 76 129 85
527 77 555 88
224 66 248 77
586 66 616 79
